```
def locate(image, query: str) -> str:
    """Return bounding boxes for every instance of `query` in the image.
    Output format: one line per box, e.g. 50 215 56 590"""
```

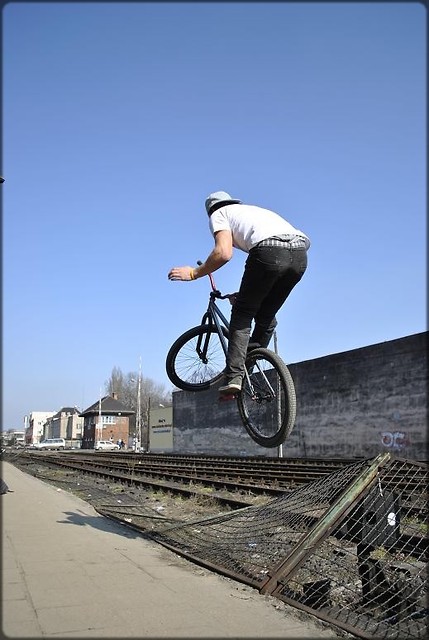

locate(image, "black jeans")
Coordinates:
225 245 308 382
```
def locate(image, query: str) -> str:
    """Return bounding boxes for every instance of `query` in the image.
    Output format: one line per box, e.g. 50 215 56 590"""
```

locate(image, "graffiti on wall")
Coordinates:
381 431 409 451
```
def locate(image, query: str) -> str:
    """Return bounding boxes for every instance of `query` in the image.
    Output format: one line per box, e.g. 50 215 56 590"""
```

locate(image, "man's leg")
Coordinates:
220 249 284 392
251 247 308 349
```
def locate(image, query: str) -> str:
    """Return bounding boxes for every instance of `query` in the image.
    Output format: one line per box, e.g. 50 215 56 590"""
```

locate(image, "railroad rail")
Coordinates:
9 450 428 514
18 451 356 487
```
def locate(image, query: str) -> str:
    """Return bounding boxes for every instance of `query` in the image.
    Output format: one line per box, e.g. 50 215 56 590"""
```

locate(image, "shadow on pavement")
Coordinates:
57 510 142 539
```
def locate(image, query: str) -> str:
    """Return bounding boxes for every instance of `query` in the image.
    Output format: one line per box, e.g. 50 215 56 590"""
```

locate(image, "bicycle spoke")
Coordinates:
166 326 226 390
247 361 276 400
176 338 223 383
238 348 296 448
244 368 282 435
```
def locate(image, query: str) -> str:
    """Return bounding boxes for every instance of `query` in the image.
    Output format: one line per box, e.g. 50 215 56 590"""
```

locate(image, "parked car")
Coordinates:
36 438 66 451
94 440 120 451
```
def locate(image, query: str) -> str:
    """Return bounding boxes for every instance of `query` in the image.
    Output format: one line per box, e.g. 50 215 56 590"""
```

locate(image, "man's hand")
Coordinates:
168 266 195 281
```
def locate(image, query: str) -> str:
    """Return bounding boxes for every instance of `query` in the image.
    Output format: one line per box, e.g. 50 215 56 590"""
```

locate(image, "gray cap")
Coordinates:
205 190 241 214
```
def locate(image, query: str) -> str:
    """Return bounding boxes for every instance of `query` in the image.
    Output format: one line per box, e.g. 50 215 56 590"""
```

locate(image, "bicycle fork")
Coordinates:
196 329 212 364
196 311 228 364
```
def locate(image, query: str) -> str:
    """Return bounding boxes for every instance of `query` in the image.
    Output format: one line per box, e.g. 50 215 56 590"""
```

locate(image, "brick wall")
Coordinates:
102 416 129 445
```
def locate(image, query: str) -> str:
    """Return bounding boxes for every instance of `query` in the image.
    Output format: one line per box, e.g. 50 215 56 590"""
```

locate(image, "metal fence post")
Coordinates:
260 452 391 595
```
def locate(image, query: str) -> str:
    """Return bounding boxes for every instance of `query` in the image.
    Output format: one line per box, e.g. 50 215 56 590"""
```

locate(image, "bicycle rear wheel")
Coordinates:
166 325 227 392
237 348 296 448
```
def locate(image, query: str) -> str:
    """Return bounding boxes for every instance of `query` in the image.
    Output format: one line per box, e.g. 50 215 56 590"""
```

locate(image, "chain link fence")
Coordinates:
151 454 427 639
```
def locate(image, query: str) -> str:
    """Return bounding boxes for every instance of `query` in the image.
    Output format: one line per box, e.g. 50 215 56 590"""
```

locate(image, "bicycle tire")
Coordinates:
166 325 228 392
237 348 296 448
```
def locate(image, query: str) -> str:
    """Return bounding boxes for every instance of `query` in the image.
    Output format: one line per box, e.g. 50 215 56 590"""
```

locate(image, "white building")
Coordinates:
26 411 55 445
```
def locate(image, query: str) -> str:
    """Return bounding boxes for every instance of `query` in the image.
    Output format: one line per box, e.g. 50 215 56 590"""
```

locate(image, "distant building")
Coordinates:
1 429 25 447
26 411 55 445
80 394 134 449
45 407 84 445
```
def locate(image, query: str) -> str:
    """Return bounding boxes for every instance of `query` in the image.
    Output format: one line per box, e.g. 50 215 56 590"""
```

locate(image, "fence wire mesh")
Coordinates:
151 454 428 639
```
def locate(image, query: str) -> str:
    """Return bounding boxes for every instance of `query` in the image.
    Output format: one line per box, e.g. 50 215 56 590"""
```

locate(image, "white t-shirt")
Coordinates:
209 204 310 253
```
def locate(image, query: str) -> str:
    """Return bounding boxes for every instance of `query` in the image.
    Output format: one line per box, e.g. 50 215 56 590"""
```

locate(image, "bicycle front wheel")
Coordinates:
166 325 227 392
237 348 296 448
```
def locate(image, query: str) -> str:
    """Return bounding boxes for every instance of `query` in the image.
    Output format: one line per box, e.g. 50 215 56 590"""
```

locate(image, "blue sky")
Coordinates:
2 2 426 430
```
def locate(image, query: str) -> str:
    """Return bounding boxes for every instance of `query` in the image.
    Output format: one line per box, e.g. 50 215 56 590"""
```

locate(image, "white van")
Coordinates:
36 438 66 451
95 440 120 451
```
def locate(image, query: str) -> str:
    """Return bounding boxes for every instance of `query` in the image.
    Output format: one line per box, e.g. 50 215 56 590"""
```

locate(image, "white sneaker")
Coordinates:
218 381 242 395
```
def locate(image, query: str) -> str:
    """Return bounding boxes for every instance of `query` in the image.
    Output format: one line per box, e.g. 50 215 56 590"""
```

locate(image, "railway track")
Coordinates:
11 450 428 514
6 450 358 510
21 451 355 491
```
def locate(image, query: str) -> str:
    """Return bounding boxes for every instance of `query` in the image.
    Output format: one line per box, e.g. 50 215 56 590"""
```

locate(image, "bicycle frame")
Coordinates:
196 272 230 361
195 271 275 400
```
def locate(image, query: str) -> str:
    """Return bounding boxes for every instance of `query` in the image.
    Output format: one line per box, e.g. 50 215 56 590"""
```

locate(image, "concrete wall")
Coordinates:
172 332 428 460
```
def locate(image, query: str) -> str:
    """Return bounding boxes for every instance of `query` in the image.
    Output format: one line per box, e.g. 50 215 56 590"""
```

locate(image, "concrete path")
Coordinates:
1 462 339 638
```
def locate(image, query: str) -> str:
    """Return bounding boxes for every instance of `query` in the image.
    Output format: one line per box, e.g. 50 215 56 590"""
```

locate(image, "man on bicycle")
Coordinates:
168 191 310 396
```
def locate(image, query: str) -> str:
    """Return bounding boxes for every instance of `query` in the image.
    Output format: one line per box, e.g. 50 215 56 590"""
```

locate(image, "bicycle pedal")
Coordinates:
218 394 238 402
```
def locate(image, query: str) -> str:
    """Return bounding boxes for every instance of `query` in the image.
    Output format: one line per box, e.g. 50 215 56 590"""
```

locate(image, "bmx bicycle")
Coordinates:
166 266 296 448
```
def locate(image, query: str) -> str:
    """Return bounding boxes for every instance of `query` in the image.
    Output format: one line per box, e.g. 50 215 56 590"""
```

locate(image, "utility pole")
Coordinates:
146 396 151 453
97 388 102 446
135 357 142 452
273 331 284 459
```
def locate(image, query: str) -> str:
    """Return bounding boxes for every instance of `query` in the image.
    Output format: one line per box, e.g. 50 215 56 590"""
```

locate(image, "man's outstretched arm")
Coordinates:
168 230 233 281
